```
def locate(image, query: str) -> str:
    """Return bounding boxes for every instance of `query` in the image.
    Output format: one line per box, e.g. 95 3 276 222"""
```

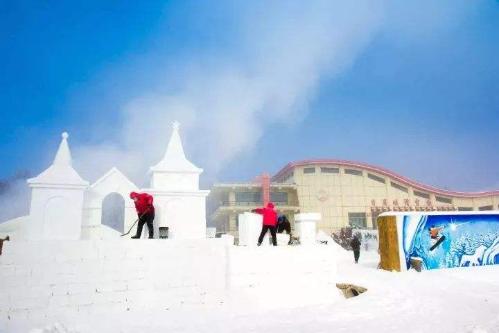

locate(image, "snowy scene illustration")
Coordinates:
403 214 499 270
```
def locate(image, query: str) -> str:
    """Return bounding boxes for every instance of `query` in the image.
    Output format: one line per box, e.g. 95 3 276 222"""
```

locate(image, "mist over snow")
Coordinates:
0 177 30 223
71 1 385 186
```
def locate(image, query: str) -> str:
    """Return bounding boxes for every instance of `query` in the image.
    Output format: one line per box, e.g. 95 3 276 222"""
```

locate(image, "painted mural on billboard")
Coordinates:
402 214 499 270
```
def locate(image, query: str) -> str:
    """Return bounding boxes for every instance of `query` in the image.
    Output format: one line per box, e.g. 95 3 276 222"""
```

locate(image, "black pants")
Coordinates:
135 212 155 239
277 221 291 235
277 221 292 244
258 225 277 246
353 250 360 263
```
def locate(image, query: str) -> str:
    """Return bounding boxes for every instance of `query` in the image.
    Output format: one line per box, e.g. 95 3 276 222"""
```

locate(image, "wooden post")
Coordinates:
377 216 401 271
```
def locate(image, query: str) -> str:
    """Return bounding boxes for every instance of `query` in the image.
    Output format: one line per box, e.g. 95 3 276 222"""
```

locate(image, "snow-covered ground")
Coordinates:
25 245 499 333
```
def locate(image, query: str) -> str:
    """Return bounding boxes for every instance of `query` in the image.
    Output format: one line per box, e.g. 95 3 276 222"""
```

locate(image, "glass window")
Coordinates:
391 182 408 193
303 167 316 174
414 190 430 199
270 192 288 204
348 212 367 228
436 196 452 204
235 192 261 203
458 207 473 211
345 169 362 176
368 173 385 184
321 167 339 174
479 205 493 211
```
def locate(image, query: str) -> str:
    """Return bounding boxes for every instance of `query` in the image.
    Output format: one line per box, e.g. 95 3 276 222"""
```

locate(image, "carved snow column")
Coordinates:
148 122 209 239
238 212 264 246
295 213 321 245
26 133 89 240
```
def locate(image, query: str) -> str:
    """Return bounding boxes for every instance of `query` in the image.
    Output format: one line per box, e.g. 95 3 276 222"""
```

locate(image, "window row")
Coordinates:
233 191 289 204
303 167 359 175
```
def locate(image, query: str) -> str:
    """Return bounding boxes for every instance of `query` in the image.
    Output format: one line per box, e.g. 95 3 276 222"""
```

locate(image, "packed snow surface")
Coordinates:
10 246 499 333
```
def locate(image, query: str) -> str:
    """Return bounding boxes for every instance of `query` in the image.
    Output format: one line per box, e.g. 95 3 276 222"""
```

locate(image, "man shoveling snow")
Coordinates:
130 192 155 239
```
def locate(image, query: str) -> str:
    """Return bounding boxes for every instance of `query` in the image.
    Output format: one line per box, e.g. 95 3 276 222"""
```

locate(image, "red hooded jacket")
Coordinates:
253 202 278 226
130 192 154 215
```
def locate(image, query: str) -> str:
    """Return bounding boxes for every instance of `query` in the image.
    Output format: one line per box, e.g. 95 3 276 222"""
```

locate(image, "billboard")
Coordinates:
378 212 499 271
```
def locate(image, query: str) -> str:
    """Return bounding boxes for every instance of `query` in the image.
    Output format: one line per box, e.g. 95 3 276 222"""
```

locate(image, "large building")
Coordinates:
208 159 499 236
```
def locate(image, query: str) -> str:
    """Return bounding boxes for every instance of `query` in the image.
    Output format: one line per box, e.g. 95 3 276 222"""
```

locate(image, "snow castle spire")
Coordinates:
148 121 209 240
150 121 202 174
53 132 72 166
25 132 88 240
149 121 202 191
28 132 88 186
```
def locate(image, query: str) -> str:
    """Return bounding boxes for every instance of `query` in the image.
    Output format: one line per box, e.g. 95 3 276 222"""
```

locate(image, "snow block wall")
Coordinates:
0 240 339 330
0 240 227 331
378 211 499 271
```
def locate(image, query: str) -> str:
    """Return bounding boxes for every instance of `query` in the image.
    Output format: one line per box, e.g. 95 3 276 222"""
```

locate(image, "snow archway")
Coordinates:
101 193 125 233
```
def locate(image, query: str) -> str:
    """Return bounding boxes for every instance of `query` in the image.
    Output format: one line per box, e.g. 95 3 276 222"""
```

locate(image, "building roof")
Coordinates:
28 132 88 187
150 121 202 173
211 183 297 190
272 159 499 198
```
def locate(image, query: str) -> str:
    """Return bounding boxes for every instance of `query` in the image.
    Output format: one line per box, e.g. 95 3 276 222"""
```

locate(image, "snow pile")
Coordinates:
227 246 339 311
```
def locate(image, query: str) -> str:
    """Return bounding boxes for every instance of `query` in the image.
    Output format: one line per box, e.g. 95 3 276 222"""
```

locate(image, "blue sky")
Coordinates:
1 1 498 191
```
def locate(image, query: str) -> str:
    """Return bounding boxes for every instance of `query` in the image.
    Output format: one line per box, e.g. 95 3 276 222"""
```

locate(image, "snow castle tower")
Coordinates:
148 121 209 239
25 132 89 240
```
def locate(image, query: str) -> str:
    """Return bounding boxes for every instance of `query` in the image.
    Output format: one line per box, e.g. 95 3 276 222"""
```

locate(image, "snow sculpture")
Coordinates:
295 213 320 245
25 132 89 240
147 121 209 239
82 167 138 239
1 122 210 241
238 212 263 246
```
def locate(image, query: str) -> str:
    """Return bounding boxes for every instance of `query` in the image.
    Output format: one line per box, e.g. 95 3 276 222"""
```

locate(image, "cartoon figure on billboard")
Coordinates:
428 225 446 251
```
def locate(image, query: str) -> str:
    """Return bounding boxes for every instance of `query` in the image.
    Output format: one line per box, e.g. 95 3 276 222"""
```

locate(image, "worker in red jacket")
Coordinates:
130 192 155 239
252 202 278 246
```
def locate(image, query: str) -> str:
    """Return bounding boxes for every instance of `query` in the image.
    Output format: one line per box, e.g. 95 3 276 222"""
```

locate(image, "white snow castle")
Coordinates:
2 121 209 240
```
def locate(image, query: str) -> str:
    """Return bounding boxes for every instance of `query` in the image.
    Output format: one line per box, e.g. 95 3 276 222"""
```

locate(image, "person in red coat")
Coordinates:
252 202 278 246
130 192 155 239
